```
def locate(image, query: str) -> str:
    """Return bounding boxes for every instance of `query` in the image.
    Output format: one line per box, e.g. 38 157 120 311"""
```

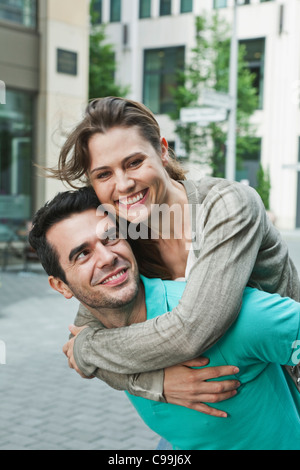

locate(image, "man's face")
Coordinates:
46 209 140 311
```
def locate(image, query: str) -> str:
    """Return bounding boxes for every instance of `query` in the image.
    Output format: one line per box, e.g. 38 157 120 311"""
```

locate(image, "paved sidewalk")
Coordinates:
0 268 160 450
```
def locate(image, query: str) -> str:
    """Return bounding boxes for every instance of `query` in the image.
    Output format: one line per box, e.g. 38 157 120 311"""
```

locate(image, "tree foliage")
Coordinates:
170 13 259 177
89 0 129 100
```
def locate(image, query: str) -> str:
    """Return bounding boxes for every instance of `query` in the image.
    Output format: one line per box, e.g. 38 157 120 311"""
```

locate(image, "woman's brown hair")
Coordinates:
49 96 186 188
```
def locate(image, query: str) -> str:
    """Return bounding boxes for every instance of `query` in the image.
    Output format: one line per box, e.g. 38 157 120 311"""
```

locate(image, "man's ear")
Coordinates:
48 276 73 300
160 137 169 167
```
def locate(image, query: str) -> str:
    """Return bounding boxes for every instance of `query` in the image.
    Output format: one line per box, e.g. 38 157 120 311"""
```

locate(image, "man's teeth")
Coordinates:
121 192 144 206
102 269 126 284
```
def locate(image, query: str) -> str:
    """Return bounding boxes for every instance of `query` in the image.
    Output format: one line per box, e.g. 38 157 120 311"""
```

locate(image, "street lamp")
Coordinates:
226 0 238 182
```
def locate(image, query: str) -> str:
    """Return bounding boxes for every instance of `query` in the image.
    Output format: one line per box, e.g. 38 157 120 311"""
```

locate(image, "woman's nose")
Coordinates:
115 171 135 195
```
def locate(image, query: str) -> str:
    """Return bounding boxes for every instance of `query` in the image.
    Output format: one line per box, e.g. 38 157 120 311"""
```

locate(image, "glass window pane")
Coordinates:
0 89 34 223
92 0 102 24
180 0 193 13
213 0 227 9
139 0 151 18
160 0 171 16
0 0 37 28
240 38 265 109
144 46 185 114
110 0 121 22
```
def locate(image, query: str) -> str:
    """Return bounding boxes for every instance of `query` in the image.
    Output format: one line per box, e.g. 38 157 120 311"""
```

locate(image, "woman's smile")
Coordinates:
117 188 150 209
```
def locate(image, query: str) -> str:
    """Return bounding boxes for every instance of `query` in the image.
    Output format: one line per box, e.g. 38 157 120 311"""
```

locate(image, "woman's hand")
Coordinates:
62 325 92 379
163 357 240 418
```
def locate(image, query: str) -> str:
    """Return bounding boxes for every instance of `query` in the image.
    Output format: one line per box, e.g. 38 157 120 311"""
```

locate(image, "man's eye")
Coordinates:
77 251 89 261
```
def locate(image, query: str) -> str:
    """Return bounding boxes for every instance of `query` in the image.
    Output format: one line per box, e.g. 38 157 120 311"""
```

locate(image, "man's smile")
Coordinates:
95 267 129 287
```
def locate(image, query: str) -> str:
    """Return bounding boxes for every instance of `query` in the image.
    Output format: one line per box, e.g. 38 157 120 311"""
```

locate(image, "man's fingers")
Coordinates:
188 402 228 418
196 389 238 404
194 379 240 395
182 357 210 368
197 365 239 381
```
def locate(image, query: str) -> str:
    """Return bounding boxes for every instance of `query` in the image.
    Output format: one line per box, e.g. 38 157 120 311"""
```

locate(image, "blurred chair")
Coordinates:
0 222 39 271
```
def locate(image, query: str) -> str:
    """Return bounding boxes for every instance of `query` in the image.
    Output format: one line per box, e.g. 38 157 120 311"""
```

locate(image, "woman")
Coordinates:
52 97 300 412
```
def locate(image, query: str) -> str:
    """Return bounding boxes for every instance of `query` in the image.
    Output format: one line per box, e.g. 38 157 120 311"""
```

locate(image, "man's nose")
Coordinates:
95 243 117 269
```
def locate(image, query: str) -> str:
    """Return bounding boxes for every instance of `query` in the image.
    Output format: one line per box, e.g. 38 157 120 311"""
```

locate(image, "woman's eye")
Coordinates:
129 159 143 168
96 171 110 179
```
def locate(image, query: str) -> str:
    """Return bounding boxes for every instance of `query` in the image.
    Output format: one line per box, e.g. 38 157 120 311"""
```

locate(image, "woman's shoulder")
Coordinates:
185 177 263 209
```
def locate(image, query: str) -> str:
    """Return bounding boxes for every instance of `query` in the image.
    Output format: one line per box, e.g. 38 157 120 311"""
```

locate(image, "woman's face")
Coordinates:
88 126 170 224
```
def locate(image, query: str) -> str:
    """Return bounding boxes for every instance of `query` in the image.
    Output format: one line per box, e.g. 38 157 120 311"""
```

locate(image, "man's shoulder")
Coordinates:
239 287 300 330
141 276 186 314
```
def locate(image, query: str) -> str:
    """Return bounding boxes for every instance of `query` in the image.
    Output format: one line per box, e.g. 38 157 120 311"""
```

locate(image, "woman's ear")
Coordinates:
160 137 169 167
48 276 73 300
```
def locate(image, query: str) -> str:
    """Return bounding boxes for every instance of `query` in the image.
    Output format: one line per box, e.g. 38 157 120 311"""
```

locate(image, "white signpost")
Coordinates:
180 88 232 125
283 163 300 171
180 104 228 125
200 89 234 111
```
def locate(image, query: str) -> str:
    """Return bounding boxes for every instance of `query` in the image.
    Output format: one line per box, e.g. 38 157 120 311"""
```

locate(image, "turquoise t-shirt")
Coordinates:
126 276 300 450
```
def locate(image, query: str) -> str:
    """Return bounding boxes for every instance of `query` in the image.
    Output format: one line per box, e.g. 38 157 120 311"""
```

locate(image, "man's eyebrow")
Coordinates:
98 225 119 241
90 152 143 175
69 243 89 262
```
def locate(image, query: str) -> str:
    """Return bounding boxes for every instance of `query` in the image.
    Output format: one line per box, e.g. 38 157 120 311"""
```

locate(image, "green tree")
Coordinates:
256 164 271 210
170 13 258 177
89 0 129 100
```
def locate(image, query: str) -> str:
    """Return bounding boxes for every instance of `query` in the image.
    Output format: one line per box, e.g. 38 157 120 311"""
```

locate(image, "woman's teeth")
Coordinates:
121 191 145 206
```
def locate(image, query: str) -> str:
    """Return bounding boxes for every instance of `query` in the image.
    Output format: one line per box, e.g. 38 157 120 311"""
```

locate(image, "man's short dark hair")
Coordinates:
29 186 100 283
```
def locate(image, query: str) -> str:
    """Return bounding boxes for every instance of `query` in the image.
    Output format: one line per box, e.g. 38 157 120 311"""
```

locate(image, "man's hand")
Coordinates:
163 358 240 418
62 325 92 379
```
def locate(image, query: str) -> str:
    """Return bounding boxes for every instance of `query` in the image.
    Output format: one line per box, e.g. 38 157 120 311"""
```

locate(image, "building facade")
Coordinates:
0 0 89 232
97 0 300 229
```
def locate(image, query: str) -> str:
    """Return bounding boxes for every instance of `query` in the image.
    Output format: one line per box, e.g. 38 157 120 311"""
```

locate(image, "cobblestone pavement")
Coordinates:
0 231 299 450
0 269 160 450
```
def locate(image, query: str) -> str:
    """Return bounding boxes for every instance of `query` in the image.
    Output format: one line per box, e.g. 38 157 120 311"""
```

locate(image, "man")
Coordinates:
29 187 300 449
29 187 240 417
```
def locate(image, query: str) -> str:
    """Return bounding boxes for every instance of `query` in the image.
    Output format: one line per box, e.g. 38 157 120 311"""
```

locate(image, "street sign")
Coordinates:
282 164 300 171
180 106 227 124
201 89 233 110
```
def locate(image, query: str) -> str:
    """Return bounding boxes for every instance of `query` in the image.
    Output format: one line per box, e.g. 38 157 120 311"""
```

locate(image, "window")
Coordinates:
143 46 185 114
110 0 121 22
0 89 34 225
139 0 151 18
180 0 193 13
160 0 171 16
236 137 261 188
213 0 227 9
240 38 265 109
92 0 103 24
0 0 37 28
